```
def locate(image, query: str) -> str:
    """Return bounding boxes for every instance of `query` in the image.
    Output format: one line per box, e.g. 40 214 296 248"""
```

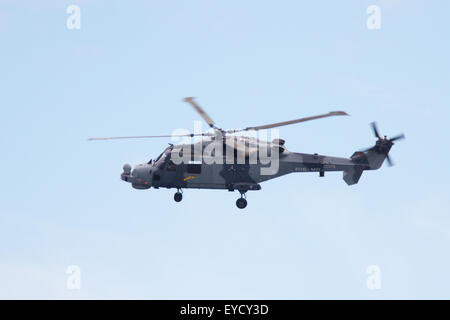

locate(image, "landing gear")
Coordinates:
236 191 247 209
174 189 183 202
236 198 247 209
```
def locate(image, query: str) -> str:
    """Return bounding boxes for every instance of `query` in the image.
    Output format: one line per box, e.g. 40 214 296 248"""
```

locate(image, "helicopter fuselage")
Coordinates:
121 137 391 193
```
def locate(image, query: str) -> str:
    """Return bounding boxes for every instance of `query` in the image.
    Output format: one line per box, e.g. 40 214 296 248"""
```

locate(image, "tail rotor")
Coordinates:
365 122 405 167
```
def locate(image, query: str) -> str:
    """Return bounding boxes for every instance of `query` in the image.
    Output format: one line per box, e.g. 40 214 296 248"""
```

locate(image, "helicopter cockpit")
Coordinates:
150 145 174 169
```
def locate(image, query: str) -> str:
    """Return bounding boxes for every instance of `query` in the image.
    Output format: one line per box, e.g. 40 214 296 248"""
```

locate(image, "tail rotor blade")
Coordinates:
370 122 382 139
390 133 405 142
386 154 394 167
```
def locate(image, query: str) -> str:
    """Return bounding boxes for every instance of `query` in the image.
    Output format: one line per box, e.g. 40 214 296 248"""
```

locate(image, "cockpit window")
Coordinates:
153 151 165 163
154 146 172 169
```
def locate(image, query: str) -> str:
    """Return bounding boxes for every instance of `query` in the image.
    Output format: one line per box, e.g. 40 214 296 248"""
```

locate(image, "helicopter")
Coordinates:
89 97 404 209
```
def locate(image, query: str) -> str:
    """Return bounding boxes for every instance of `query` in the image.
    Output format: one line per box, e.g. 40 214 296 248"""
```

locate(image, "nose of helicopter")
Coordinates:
121 163 151 189
120 164 132 182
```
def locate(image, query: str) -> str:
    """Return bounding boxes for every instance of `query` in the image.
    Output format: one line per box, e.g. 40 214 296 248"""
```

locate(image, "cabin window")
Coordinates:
187 163 202 174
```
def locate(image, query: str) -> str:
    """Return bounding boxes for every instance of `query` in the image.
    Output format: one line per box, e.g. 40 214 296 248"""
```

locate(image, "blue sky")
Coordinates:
1 0 449 299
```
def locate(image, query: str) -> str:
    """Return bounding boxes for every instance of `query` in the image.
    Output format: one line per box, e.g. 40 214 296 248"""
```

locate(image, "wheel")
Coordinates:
236 198 247 209
174 192 182 202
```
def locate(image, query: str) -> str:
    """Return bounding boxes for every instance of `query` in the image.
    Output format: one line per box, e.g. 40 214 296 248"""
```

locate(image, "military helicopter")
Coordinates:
89 97 404 209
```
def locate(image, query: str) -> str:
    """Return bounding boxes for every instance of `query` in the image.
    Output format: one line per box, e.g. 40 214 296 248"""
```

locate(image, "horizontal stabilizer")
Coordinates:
343 167 364 185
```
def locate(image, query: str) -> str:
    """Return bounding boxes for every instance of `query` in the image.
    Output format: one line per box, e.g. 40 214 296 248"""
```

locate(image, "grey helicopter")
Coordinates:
89 97 404 209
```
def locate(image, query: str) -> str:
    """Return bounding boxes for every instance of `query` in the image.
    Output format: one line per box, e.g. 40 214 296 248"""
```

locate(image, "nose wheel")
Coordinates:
174 189 183 202
236 192 247 209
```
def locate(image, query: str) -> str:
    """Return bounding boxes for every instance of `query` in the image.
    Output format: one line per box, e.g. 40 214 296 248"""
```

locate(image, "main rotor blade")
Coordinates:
390 133 405 142
237 111 349 132
183 97 216 128
371 122 382 139
88 133 213 141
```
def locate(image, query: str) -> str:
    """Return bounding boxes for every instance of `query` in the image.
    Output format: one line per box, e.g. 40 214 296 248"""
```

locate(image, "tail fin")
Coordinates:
364 147 390 170
342 142 391 185
342 149 385 185
360 122 405 169
343 123 404 185
343 166 364 185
